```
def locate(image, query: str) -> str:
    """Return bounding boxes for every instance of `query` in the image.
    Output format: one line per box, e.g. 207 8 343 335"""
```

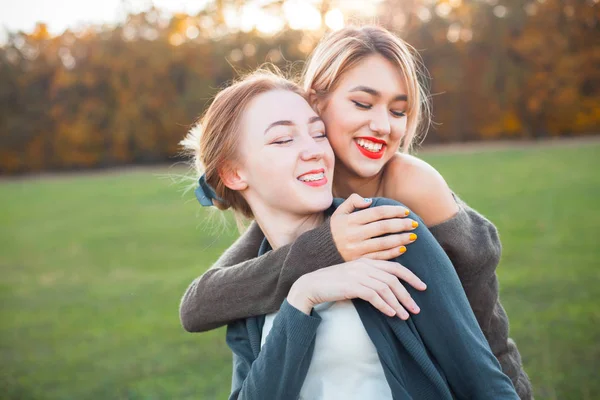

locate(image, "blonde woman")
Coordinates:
182 70 518 399
180 26 531 398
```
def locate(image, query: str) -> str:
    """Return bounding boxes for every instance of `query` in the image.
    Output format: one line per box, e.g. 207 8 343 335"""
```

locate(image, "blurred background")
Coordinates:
0 0 598 399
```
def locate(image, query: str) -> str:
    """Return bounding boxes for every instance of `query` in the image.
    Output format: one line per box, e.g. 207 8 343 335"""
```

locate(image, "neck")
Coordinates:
250 202 325 250
332 157 385 199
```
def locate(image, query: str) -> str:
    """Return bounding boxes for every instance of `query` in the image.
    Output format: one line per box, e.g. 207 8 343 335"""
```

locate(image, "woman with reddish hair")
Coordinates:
181 25 531 399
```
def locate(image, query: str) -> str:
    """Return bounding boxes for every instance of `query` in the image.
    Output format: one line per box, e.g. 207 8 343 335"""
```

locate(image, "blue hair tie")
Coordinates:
195 174 227 207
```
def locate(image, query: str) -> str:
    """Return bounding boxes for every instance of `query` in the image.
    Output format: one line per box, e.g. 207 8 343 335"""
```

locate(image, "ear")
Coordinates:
219 163 248 192
308 89 325 115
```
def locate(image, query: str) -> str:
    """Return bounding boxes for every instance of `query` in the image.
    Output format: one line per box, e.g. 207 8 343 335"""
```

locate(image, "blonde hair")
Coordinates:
302 25 431 152
180 70 304 221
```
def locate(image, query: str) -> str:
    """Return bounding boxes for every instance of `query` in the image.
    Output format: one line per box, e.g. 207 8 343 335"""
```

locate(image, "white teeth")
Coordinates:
299 172 325 182
356 138 383 152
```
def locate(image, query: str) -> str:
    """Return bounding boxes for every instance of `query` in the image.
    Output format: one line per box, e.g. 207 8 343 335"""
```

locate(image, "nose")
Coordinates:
299 136 325 162
369 106 391 136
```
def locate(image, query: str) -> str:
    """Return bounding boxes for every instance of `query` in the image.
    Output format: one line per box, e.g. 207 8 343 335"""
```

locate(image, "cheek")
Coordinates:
322 142 335 168
246 150 287 182
323 101 364 145
391 118 408 140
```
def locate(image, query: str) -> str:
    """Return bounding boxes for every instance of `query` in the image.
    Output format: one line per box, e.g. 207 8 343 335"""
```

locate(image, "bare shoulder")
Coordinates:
383 153 459 226
383 153 446 195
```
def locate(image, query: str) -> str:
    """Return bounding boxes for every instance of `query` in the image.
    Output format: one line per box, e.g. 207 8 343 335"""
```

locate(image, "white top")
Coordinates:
261 300 393 400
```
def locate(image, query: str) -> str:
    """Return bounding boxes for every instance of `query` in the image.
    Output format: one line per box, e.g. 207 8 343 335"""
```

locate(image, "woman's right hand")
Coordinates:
287 258 427 319
330 194 419 261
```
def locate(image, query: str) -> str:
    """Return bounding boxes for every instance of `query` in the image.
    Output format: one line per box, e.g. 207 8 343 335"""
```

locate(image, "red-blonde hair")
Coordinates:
180 70 304 219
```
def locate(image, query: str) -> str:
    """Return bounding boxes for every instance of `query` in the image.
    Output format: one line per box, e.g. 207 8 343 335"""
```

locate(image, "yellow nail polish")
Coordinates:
410 233 417 241
404 209 410 216
412 221 419 228
399 246 407 254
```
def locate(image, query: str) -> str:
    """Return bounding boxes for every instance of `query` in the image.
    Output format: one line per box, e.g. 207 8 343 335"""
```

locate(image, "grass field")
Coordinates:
1 142 599 399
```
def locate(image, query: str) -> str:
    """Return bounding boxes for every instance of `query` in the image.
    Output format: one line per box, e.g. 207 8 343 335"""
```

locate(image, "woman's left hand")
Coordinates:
330 194 419 261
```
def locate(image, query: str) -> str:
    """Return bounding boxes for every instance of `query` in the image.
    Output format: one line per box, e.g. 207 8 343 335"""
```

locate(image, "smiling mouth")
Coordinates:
297 169 328 187
354 137 386 159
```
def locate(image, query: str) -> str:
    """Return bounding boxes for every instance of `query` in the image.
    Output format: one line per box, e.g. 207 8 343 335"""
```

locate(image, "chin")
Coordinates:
304 193 334 213
349 160 384 178
350 149 398 178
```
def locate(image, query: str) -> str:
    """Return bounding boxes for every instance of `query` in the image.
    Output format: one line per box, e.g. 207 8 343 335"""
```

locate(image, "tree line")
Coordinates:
1 0 598 174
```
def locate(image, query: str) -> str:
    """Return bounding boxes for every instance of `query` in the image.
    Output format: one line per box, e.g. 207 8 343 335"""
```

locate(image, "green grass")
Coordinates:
1 143 599 399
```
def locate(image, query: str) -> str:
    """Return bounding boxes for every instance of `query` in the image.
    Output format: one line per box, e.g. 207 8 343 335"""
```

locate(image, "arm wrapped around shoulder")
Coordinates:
427 195 502 334
428 195 502 280
179 219 343 333
179 221 266 332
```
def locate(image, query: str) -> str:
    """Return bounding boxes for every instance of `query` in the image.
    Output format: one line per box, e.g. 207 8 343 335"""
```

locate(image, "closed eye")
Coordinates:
352 100 372 110
353 100 405 118
272 138 293 145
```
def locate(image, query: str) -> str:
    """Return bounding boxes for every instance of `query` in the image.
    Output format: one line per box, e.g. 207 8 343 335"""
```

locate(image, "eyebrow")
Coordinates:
264 116 323 134
308 116 323 124
349 85 408 102
264 120 293 135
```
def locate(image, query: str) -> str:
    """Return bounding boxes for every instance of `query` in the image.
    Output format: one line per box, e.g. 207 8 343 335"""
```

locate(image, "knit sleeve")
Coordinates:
427 194 502 335
179 220 344 333
428 195 532 399
227 300 321 400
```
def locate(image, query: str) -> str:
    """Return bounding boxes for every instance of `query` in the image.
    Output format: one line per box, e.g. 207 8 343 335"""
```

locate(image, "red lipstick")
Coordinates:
354 138 386 160
356 136 387 144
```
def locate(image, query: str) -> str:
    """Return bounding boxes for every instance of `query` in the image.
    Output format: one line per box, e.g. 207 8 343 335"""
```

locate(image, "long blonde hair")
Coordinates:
302 25 430 152
180 70 304 220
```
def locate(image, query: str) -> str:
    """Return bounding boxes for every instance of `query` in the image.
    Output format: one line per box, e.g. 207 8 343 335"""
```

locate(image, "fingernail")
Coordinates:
399 246 407 254
404 209 410 216
364 198 372 202
412 221 419 228
409 233 417 241
413 305 420 313
401 311 409 320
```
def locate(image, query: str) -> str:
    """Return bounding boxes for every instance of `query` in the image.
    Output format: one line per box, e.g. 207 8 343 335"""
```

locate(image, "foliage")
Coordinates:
0 1 598 174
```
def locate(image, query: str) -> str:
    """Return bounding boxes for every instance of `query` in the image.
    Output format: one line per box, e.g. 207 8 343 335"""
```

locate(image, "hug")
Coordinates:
179 25 532 399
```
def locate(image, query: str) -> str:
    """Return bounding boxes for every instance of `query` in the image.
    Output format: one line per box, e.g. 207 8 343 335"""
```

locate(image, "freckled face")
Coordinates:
318 54 408 178
237 90 335 217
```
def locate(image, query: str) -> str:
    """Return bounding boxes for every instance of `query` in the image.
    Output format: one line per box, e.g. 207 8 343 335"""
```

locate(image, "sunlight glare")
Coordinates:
446 23 460 43
325 8 344 31
256 12 284 35
283 0 321 30
186 25 199 39
169 33 184 46
238 4 284 35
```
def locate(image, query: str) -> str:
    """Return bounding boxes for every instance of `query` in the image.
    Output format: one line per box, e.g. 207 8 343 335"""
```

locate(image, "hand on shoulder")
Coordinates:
383 153 459 226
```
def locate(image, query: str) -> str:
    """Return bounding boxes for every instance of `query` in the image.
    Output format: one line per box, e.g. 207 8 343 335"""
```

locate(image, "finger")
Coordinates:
361 218 418 240
350 205 411 225
363 246 407 261
367 269 420 314
359 233 417 254
365 259 427 291
352 285 397 317
360 279 409 320
332 193 372 216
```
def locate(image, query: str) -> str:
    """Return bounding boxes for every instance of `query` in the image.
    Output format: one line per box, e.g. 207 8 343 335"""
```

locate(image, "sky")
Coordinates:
0 0 209 40
0 0 375 43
